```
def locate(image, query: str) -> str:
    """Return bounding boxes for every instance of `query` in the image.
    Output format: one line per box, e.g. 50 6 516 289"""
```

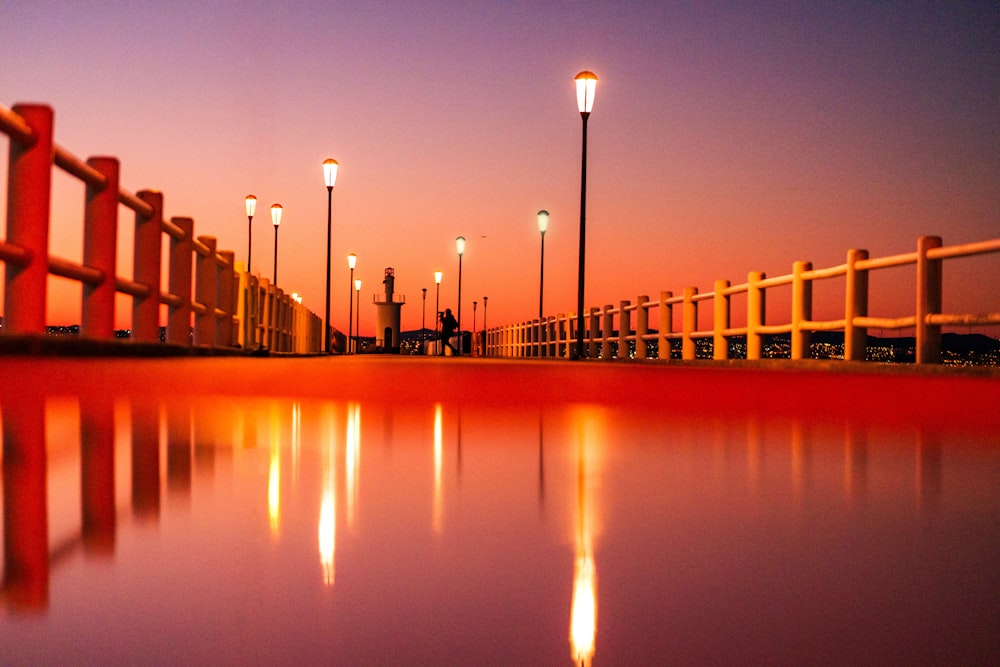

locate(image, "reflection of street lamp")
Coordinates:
323 158 339 354
354 278 362 353
347 253 357 354
271 203 283 286
434 270 443 355
245 195 257 273
574 70 597 360
537 209 549 319
456 236 466 356
422 287 428 353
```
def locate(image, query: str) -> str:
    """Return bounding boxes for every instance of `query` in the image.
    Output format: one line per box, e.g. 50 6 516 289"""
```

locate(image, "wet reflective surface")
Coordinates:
2 358 999 665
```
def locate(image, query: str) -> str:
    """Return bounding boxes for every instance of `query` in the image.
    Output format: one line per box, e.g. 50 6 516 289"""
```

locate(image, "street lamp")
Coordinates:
473 300 478 356
323 158 339 354
421 287 428 354
271 203 283 286
537 209 549 319
434 270 443 355
245 195 257 273
482 296 488 357
347 253 357 354
456 236 466 356
574 70 597 360
354 278 362 353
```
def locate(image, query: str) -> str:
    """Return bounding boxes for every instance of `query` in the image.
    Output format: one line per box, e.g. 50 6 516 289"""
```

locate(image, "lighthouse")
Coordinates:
374 267 405 353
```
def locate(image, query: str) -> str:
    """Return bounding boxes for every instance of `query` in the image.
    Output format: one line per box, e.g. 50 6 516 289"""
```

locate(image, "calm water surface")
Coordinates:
2 382 998 665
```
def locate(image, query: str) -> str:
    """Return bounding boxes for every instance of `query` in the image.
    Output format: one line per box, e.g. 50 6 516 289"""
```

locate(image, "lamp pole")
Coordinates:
434 270 443 355
456 236 465 356
574 71 597 360
348 253 357 354
537 209 549 319
354 278 362 354
421 287 427 353
482 295 488 357
323 159 339 354
271 203 283 286
473 300 478 356
245 195 256 273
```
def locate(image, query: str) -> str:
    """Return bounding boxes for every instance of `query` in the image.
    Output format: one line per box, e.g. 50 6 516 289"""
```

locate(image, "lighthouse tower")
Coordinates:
374 267 405 352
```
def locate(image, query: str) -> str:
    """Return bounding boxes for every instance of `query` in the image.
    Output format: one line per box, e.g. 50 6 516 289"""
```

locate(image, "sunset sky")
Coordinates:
2 1 998 334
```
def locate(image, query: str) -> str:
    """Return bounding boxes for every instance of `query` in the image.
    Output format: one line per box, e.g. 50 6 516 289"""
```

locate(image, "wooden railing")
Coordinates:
0 102 320 353
484 235 1000 364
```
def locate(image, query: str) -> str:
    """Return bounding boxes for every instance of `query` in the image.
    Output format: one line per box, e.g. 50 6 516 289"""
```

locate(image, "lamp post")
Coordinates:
456 236 466 356
323 158 339 354
473 300 478 356
271 203 283 286
482 295 488 357
354 278 362 353
537 209 549 319
421 287 427 354
245 195 256 273
347 253 357 354
574 70 597 360
434 270 443 355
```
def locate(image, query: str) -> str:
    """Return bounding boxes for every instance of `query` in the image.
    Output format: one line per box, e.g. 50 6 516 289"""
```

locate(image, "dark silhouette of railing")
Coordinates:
0 102 320 352
484 235 1000 364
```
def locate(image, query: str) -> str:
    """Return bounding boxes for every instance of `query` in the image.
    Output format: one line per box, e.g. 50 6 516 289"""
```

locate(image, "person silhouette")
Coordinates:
439 308 459 355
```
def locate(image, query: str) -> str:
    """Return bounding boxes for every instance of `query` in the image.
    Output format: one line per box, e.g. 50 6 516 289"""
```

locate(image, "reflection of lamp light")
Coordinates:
346 402 361 526
319 404 336 585
569 407 601 666
570 554 597 666
268 410 281 536
433 403 443 533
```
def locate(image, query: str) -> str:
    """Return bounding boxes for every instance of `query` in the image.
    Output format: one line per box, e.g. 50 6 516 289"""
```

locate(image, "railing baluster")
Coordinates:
82 157 119 339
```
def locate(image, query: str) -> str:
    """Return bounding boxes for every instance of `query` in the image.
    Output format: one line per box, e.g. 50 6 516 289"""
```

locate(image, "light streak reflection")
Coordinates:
267 404 281 537
345 402 361 527
319 403 336 586
569 408 603 667
433 403 443 534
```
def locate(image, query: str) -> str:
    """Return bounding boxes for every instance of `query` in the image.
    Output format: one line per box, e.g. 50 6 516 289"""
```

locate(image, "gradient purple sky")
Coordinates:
2 1 998 333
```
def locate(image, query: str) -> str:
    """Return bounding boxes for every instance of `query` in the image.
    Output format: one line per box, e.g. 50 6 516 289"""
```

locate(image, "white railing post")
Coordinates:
658 291 673 360
557 313 568 358
601 304 614 360
588 307 601 360
916 235 943 364
791 260 812 360
219 250 235 347
167 217 193 345
195 236 217 346
636 295 650 359
132 190 163 343
82 156 120 339
618 300 630 359
713 280 730 360
4 104 54 335
844 248 869 361
682 287 697 360
747 271 766 360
